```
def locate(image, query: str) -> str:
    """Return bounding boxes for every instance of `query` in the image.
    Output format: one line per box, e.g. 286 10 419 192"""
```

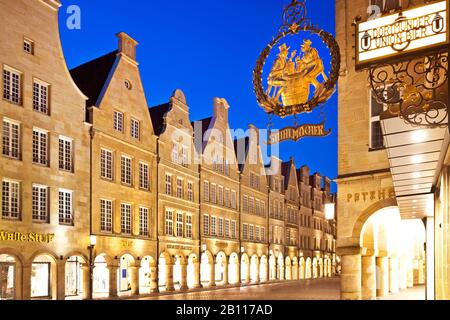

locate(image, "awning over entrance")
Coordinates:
381 116 448 219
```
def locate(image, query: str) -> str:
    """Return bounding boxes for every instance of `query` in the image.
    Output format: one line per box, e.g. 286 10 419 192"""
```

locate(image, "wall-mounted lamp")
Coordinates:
324 203 335 221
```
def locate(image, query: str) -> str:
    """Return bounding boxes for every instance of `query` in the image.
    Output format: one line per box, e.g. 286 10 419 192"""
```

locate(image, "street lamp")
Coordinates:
324 203 335 221
88 235 97 300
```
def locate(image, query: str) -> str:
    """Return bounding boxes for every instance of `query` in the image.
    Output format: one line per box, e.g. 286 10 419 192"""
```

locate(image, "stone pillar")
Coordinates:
253 263 260 284
192 262 201 288
389 257 399 295
179 264 188 290
222 262 229 286
81 264 90 299
165 264 175 291
376 257 389 298
243 263 251 284
150 266 158 293
130 266 140 296
417 260 425 285
361 256 376 300
108 265 118 298
56 260 66 300
340 253 362 300
209 263 216 287
21 263 32 300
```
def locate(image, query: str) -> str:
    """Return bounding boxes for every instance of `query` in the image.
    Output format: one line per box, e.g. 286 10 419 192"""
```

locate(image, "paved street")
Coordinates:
138 278 341 300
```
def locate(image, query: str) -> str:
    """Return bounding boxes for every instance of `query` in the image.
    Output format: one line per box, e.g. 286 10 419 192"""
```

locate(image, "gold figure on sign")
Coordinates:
267 39 328 107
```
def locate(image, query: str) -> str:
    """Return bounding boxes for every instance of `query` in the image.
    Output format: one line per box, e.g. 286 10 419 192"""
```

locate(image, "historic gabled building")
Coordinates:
149 90 201 292
195 98 241 287
235 125 269 284
281 158 300 280
0 0 91 300
71 33 158 298
265 156 286 281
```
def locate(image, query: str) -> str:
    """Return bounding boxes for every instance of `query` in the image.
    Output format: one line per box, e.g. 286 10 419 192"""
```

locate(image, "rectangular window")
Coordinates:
243 223 248 240
100 199 113 233
139 162 150 190
171 143 179 164
181 146 188 167
121 203 132 235
261 227 265 242
131 118 140 140
255 226 260 242
165 174 172 195
231 190 237 210
218 218 224 237
2 119 20 159
186 214 192 239
58 137 73 172
211 184 217 204
58 189 73 225
203 214 210 236
249 225 254 241
187 182 194 202
204 181 210 202
249 197 254 214
218 186 224 206
231 220 237 239
121 156 132 185
3 67 21 104
176 212 183 237
33 80 49 114
139 207 149 237
100 149 114 180
32 185 48 222
165 210 174 236
261 201 265 216
32 129 48 166
211 216 217 236
225 188 230 208
23 38 34 55
243 195 248 212
2 180 20 219
255 200 260 216
176 178 184 199
225 219 230 238
114 111 124 133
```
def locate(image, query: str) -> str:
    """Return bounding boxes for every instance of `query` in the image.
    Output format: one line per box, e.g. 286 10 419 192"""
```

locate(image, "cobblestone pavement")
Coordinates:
138 278 341 300
378 286 425 300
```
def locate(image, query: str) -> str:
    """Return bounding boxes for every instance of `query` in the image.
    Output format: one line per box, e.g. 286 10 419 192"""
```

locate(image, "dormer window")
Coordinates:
23 38 34 55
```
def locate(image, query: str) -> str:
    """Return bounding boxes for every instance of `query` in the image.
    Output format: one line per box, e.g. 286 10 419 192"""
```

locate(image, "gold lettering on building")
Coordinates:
0 231 55 244
346 188 395 203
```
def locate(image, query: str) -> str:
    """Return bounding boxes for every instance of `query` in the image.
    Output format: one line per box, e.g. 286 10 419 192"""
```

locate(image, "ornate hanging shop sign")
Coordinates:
253 0 340 143
356 0 449 70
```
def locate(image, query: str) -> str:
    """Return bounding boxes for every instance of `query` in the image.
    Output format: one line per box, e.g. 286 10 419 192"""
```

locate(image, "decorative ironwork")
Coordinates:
253 0 341 118
368 50 449 128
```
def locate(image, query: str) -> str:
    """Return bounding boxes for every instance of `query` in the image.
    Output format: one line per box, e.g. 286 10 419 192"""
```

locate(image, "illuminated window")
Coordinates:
139 162 150 190
101 149 113 180
2 119 21 159
186 214 192 239
113 111 124 133
211 184 217 204
121 155 132 185
255 200 260 216
58 189 73 225
32 185 48 222
165 174 172 195
2 179 20 220
231 190 237 209
59 137 73 172
33 80 49 115
100 199 113 233
176 212 183 237
3 66 21 104
370 87 398 150
176 178 184 199
203 181 210 202
255 226 260 242
243 223 248 240
32 129 48 166
165 210 173 236
231 220 237 239
218 186 224 206
225 219 230 238
211 216 217 236
181 146 188 167
261 227 265 242
131 118 140 140
120 203 132 235
203 214 210 235
249 225 254 241
139 207 149 237
218 217 224 237
187 182 194 202
249 197 255 214
171 143 178 164
225 188 230 208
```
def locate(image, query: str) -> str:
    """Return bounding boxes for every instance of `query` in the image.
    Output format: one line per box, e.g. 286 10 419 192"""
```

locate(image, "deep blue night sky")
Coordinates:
58 0 337 188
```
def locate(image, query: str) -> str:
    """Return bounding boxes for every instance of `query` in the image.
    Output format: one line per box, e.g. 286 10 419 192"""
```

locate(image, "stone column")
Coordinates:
389 257 399 295
222 262 229 286
361 255 376 300
192 262 201 288
56 260 66 300
150 266 158 293
108 265 118 298
81 264 90 299
376 257 389 298
165 264 175 291
21 263 32 300
340 252 362 300
179 264 188 290
243 263 250 284
130 266 140 296
417 260 425 285
253 263 260 284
